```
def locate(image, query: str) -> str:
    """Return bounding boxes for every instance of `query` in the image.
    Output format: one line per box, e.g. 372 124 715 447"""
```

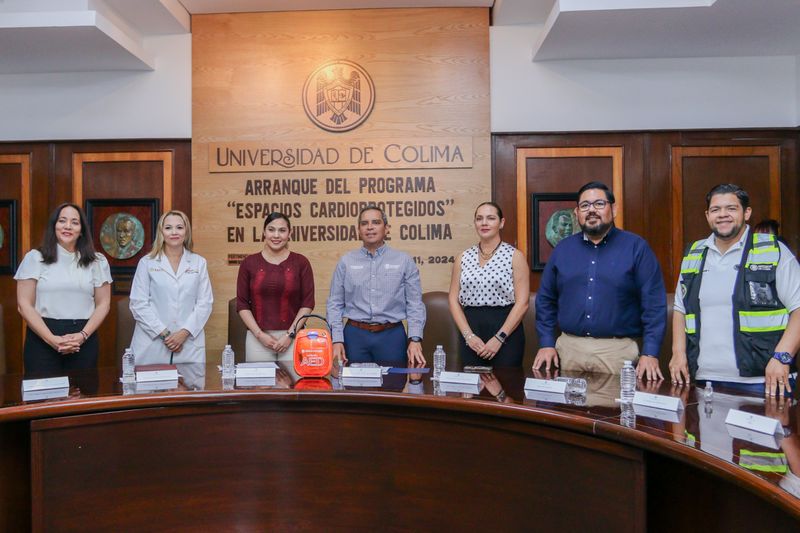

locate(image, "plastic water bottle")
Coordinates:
620 402 636 428
555 376 588 395
222 345 235 378
122 348 135 382
704 381 714 402
620 360 636 404
433 345 446 378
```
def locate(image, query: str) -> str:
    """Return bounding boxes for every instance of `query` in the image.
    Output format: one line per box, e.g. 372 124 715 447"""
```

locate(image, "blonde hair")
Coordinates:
148 210 193 258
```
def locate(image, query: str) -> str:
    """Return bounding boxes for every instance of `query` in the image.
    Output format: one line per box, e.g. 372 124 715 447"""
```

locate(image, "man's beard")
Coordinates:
580 218 613 238
711 221 743 240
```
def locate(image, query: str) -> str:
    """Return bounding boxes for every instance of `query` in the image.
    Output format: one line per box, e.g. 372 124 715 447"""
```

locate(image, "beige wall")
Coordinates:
192 8 490 357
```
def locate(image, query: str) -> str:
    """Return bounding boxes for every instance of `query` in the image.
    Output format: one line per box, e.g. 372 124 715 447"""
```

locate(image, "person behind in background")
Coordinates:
236 212 314 362
327 205 426 366
533 181 666 379
670 184 800 397
129 210 213 364
15 203 112 375
448 202 529 366
753 218 790 247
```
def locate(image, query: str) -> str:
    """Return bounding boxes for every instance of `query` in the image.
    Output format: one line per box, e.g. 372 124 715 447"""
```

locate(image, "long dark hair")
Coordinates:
39 203 98 267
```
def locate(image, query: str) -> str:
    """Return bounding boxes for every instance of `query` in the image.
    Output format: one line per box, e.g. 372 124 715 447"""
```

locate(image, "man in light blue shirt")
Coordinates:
327 205 426 365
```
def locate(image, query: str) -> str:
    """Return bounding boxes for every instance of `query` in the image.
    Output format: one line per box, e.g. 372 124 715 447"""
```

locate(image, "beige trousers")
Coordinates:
555 332 639 375
245 330 296 362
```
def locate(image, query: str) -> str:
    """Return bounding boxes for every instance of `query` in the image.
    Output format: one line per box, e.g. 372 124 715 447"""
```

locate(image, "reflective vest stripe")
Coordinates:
685 313 697 334
739 450 788 473
745 234 780 267
739 309 789 332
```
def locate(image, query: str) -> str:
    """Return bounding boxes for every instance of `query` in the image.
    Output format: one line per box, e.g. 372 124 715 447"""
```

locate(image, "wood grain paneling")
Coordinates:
671 146 781 265
193 9 491 358
0 148 40 374
0 140 190 374
72 151 174 210
493 130 798 294
515 146 624 261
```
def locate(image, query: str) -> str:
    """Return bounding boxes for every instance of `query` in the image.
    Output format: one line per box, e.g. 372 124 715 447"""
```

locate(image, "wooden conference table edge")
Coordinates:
3 378 800 520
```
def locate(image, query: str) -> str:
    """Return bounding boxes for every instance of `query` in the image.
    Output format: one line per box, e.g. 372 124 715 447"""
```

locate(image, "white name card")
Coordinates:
135 379 179 392
725 408 782 435
725 423 783 450
136 369 180 382
439 371 480 385
524 378 568 394
236 376 277 387
633 403 683 423
632 392 684 412
524 389 567 404
235 366 276 379
439 381 481 394
341 376 383 387
237 362 279 369
342 367 382 378
22 376 69 392
22 387 70 401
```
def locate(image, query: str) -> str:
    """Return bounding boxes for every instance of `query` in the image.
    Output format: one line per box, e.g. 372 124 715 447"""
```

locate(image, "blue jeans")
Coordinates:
343 322 407 365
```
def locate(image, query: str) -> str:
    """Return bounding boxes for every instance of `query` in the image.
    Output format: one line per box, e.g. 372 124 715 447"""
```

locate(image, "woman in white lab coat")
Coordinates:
129 210 213 364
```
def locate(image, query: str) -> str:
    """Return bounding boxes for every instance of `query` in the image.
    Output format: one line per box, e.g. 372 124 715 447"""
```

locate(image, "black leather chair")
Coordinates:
228 298 247 363
0 304 6 374
421 291 460 368
116 297 135 360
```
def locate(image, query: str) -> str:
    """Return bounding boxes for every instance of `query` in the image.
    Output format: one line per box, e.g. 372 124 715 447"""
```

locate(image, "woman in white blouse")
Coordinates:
448 202 530 367
15 203 112 375
129 210 213 364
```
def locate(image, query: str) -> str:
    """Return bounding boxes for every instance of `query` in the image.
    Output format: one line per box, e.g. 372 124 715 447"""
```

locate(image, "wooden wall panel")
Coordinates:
672 146 780 263
0 145 48 374
493 130 799 295
193 9 491 358
515 147 623 266
495 134 646 290
0 140 190 374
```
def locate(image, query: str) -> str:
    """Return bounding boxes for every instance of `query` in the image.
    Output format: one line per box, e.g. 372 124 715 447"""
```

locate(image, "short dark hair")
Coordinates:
358 205 388 225
705 183 750 210
263 211 291 232
39 203 98 267
753 218 780 235
577 181 615 204
474 201 503 220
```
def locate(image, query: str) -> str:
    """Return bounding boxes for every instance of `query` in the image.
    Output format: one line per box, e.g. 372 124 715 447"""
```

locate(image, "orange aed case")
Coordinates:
293 314 333 378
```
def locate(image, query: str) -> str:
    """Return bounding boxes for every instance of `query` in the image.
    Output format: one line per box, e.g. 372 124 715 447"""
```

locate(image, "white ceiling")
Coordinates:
0 0 797 73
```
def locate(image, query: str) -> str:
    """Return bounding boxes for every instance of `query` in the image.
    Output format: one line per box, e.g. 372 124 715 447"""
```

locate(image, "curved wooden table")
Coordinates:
1 365 798 532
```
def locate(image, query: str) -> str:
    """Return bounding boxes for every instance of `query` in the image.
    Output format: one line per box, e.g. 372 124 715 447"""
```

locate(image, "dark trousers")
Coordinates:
343 322 407 365
24 318 98 378
459 305 525 367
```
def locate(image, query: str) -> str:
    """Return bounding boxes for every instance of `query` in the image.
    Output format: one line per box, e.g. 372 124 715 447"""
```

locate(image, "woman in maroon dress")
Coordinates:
236 212 315 362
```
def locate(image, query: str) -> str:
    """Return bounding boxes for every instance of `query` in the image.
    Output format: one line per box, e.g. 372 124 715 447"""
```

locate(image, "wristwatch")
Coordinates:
409 336 422 343
772 351 794 365
495 331 508 344
287 330 296 339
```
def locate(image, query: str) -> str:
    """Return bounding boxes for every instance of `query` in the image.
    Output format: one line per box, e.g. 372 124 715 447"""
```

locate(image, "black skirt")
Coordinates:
459 305 525 367
23 318 99 377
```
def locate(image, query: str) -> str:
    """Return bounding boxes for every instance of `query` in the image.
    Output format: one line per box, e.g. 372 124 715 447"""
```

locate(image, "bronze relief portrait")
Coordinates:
100 213 145 259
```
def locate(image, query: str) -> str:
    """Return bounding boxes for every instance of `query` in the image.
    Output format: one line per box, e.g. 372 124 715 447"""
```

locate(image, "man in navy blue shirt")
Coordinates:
532 182 666 380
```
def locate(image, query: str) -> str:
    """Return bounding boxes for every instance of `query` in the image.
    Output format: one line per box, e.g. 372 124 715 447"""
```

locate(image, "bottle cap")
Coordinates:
436 345 443 350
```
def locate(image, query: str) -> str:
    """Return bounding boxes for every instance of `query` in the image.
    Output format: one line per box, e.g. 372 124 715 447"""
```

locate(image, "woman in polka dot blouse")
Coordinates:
448 202 530 366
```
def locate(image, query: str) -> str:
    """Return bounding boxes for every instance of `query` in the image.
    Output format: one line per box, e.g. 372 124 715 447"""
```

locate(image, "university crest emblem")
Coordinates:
302 60 375 132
